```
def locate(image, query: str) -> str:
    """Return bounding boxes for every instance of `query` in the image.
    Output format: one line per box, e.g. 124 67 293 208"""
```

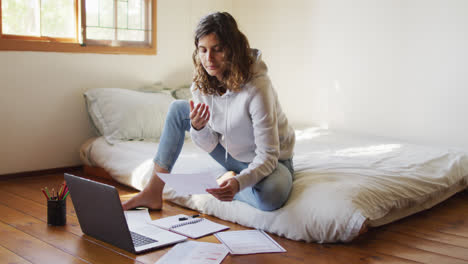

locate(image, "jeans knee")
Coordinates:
254 183 292 211
256 196 286 211
167 100 189 126
168 100 189 115
257 201 281 212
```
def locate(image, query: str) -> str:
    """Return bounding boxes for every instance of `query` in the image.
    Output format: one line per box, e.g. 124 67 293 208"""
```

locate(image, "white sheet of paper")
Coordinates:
155 241 229 264
157 172 219 195
214 230 286 255
124 208 151 229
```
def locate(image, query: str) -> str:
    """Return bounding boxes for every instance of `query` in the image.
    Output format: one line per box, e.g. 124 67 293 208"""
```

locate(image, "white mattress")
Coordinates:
80 127 468 243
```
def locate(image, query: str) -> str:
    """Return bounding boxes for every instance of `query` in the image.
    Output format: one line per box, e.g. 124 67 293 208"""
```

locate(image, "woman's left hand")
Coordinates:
206 178 240 201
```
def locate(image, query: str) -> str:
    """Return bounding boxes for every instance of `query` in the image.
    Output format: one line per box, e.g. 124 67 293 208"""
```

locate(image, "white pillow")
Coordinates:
84 88 175 144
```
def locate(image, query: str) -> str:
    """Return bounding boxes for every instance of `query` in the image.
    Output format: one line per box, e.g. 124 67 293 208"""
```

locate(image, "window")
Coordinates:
0 0 156 55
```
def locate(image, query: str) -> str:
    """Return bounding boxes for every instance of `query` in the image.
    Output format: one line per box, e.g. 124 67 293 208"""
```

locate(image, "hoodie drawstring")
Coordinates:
211 94 229 162
224 97 229 162
209 95 214 128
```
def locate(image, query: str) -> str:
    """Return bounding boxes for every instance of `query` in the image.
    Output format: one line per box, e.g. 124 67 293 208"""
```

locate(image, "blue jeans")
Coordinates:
154 100 294 211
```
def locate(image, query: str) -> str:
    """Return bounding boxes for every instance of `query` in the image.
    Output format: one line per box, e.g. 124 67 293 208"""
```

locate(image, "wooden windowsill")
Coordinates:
0 38 156 55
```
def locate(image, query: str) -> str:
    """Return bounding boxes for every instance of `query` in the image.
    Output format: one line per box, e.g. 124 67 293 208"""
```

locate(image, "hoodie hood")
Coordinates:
250 49 268 79
219 49 267 99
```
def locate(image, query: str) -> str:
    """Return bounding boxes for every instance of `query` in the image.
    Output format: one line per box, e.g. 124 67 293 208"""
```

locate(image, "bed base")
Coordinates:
83 164 369 238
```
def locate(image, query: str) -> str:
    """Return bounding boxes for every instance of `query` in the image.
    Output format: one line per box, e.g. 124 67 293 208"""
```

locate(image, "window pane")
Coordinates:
41 0 75 38
128 0 143 29
100 0 114 28
117 29 145 42
85 0 114 28
86 0 114 40
117 0 128 29
85 0 151 44
85 0 99 27
87 27 115 40
2 0 40 36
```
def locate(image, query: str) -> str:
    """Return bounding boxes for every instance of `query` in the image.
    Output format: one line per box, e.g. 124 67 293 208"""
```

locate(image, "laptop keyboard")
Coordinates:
130 231 158 247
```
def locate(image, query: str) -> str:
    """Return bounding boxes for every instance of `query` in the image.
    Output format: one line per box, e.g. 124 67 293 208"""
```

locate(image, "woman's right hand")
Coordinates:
190 100 210 130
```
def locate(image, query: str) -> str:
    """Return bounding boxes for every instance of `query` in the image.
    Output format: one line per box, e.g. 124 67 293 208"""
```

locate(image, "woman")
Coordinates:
123 12 295 211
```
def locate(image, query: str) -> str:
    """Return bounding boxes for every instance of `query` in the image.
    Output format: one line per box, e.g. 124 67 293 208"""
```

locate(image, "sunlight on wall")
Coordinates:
295 127 329 141
326 79 347 130
334 144 401 157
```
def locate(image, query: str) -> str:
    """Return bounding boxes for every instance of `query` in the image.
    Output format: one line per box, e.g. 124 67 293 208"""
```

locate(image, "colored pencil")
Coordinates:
41 189 50 200
62 191 70 200
62 185 69 199
44 187 51 199
58 184 64 198
60 185 67 200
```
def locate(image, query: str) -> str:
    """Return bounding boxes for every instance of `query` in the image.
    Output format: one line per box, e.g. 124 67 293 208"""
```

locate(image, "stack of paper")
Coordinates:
155 241 229 264
214 230 286 255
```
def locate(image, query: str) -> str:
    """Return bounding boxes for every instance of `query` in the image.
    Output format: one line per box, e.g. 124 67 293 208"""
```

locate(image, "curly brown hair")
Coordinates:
192 12 254 95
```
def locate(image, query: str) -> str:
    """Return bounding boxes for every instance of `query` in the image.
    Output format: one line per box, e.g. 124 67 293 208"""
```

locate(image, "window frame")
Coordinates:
0 0 157 55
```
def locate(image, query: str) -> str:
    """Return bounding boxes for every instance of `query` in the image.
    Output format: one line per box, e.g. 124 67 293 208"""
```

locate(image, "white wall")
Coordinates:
0 0 233 175
233 0 468 150
232 0 317 127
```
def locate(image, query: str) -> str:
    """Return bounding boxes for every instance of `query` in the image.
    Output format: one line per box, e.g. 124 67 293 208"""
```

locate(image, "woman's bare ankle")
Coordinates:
153 163 169 174
122 166 166 211
122 191 163 210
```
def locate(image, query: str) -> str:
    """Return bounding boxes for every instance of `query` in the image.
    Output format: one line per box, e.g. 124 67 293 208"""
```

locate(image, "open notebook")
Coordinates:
150 214 229 239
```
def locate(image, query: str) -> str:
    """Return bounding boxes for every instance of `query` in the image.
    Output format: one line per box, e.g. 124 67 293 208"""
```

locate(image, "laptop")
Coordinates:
64 173 186 254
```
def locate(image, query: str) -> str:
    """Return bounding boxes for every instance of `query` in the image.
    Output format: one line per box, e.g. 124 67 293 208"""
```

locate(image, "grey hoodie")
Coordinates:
190 49 295 191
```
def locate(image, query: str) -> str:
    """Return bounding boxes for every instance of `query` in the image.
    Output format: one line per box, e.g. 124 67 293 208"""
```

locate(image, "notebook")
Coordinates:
150 214 229 239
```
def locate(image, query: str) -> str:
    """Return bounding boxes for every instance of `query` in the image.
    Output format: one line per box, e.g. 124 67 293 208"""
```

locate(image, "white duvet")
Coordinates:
80 127 468 242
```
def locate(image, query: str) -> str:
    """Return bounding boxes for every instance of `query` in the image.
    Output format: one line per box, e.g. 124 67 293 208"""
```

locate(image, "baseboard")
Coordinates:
83 165 114 180
0 165 83 180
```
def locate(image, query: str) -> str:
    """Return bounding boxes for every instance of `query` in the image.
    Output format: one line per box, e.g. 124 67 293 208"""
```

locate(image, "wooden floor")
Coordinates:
1 169 467 264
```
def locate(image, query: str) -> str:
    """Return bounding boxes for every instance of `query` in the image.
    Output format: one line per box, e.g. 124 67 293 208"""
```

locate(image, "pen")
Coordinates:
178 214 201 221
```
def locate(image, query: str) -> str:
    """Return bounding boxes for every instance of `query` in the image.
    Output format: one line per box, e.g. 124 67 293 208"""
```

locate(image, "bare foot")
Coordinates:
122 164 167 210
122 190 162 211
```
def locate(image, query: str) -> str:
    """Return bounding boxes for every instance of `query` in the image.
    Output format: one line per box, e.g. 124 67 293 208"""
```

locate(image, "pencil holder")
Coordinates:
47 199 66 226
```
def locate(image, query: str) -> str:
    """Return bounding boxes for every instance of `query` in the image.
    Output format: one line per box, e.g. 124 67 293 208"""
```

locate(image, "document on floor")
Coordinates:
155 241 229 264
157 172 220 195
214 230 286 255
124 208 151 229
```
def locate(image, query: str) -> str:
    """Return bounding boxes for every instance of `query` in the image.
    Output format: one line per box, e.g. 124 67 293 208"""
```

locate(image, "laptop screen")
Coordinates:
64 173 135 253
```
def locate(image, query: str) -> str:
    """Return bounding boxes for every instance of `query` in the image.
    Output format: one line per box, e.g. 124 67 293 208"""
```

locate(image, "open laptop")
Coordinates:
64 173 186 254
